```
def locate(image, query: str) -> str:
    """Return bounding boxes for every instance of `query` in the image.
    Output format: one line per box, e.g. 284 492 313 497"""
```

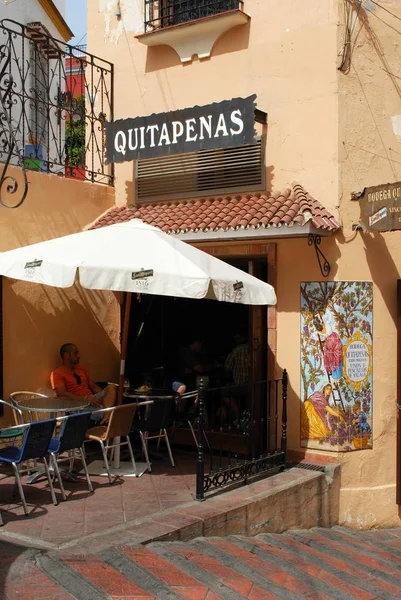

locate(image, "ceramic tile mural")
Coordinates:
300 282 373 452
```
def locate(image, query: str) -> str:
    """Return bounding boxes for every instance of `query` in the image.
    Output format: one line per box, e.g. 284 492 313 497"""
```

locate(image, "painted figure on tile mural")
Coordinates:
314 308 343 382
352 401 371 435
301 383 344 440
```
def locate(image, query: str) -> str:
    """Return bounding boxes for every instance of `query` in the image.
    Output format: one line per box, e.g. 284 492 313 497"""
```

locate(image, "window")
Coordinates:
145 0 242 31
136 139 264 201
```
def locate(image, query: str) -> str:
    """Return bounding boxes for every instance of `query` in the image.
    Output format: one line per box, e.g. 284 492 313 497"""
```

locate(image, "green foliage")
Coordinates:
65 94 86 167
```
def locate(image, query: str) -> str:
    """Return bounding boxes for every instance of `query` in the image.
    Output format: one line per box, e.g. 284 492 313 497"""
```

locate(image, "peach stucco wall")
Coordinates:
89 0 339 214
86 0 401 527
0 169 119 426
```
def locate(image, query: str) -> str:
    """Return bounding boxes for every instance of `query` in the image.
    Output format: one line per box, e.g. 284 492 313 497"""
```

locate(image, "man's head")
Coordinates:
60 343 80 366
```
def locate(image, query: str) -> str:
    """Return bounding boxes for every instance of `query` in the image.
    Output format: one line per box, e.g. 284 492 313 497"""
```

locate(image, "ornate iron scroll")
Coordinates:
308 234 331 277
0 19 114 200
0 41 28 208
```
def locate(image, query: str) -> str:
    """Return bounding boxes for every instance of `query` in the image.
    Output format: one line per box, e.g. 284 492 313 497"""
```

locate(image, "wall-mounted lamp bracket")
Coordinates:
308 234 331 277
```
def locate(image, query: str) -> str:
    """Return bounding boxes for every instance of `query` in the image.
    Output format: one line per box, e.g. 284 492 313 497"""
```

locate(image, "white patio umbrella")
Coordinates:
0 219 276 474
0 219 276 305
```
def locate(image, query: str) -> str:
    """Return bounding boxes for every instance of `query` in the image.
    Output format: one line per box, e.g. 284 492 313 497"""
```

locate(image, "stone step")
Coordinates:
288 527 401 579
257 531 401 599
1 544 77 600
331 525 401 559
5 528 401 599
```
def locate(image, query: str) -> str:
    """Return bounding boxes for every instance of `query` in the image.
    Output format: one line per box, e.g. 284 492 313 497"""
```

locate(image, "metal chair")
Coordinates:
131 398 176 472
173 391 211 450
0 399 25 446
9 391 49 423
0 418 58 516
84 403 138 484
48 412 93 501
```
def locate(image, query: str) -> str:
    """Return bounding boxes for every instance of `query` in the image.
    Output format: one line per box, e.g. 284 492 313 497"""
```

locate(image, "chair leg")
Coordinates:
163 429 175 467
139 431 151 472
156 430 163 451
0 510 3 526
50 453 66 501
126 436 137 477
99 441 113 485
189 421 211 450
43 457 58 506
188 421 199 448
79 447 93 492
12 463 28 516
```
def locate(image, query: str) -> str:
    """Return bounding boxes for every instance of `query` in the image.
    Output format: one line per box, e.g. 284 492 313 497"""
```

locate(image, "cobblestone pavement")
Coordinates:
2 526 401 599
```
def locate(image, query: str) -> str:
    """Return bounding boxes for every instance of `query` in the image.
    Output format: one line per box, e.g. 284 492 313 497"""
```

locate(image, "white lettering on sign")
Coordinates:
345 341 369 382
112 111 246 153
368 187 401 202
106 95 258 164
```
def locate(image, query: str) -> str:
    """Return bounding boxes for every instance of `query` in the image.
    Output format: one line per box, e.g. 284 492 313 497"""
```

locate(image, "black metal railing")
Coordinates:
195 370 288 500
0 19 113 208
144 0 243 32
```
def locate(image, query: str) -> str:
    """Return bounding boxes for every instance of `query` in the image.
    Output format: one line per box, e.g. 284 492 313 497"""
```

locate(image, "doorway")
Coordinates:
124 257 268 391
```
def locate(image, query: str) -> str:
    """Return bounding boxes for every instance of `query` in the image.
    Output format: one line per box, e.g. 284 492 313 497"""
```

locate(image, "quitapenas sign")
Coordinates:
105 95 257 164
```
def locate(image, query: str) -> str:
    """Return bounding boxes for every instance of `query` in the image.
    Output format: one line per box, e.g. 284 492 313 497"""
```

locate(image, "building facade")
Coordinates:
83 0 401 528
0 1 119 413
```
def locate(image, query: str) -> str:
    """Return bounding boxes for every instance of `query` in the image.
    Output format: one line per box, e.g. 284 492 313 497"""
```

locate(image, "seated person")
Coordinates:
50 343 116 423
178 336 212 391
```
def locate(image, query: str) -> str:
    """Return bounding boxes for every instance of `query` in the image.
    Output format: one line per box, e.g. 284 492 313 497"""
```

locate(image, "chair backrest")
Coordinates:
0 399 24 426
19 419 57 462
57 412 92 453
142 398 176 432
105 403 137 439
10 391 49 423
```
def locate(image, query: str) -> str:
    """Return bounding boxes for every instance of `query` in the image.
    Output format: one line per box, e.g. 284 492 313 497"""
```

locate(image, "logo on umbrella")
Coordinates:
24 259 43 279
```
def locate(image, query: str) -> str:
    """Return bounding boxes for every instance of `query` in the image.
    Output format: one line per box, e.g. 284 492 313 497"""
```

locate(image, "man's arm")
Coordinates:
88 380 102 394
53 384 102 405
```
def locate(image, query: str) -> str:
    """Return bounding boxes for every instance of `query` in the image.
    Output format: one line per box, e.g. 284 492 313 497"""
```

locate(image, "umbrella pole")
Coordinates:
118 292 132 406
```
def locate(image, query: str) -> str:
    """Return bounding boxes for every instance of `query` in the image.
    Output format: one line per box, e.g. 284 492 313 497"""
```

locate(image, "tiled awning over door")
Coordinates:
89 182 340 238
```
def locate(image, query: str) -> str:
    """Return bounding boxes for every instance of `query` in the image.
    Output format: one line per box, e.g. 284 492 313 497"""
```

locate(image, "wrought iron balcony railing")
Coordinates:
144 0 243 32
0 19 113 207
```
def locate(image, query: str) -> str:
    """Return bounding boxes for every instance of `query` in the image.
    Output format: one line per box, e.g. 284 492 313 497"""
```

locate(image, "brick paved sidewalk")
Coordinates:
2 527 401 599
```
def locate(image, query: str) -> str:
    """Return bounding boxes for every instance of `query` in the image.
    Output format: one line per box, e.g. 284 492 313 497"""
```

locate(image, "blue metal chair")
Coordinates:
0 418 57 516
48 412 93 501
0 399 25 445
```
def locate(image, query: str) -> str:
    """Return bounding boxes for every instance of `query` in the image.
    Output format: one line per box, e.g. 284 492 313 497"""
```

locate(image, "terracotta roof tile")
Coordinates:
89 182 340 235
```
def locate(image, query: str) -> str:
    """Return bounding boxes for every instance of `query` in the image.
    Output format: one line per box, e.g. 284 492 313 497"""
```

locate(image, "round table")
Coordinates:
17 396 90 418
123 389 177 402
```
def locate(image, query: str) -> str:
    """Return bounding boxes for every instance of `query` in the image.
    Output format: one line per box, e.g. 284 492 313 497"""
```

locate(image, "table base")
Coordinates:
26 467 80 485
86 460 148 478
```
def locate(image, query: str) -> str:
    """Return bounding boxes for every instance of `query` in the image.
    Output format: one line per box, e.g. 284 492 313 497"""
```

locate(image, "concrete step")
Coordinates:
4 527 401 599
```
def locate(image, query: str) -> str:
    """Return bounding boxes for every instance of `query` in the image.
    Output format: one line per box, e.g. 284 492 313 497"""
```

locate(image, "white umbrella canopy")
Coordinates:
0 219 276 305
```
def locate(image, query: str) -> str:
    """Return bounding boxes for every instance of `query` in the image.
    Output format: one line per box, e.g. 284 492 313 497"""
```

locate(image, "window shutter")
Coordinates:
136 139 264 202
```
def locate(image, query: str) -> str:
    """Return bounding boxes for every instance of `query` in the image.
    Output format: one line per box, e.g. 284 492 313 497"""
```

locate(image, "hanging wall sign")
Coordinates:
105 95 258 164
357 181 401 231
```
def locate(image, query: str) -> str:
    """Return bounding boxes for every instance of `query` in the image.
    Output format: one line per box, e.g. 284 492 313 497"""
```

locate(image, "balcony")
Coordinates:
0 18 113 201
138 0 250 63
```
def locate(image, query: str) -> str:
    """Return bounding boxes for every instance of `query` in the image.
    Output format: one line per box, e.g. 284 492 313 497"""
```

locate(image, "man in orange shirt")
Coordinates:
51 343 116 422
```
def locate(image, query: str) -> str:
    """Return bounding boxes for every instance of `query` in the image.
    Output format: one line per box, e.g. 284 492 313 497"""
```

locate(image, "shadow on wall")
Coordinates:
277 235 341 316
2 280 120 416
144 21 250 73
358 231 400 327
